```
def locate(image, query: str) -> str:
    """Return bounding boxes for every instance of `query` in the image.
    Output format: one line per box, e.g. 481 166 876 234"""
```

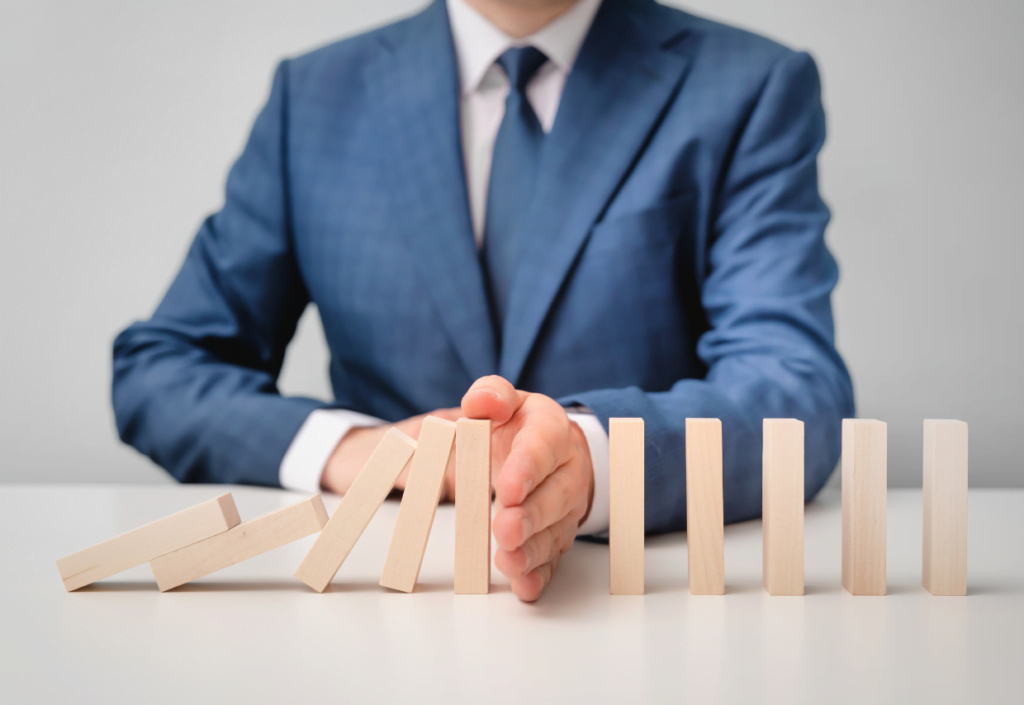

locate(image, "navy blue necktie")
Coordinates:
483 46 549 331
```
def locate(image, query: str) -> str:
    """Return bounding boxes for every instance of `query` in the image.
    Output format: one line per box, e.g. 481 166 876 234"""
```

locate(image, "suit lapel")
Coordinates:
364 1 498 381
499 0 693 385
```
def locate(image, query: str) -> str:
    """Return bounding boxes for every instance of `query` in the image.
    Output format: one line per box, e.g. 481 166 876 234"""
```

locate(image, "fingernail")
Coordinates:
520 515 533 541
480 387 500 401
521 544 533 571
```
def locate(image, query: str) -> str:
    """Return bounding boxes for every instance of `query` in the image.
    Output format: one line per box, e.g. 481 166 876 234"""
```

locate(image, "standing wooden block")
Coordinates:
762 419 805 596
150 495 329 591
454 418 491 594
56 493 240 592
380 416 457 593
294 428 416 592
923 420 968 596
609 418 645 595
842 419 887 595
686 418 724 595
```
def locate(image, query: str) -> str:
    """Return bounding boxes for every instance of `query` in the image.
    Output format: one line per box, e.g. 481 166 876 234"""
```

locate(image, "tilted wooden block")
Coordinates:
149 495 329 591
454 418 491 594
686 418 724 595
56 493 240 592
609 418 645 595
294 428 417 593
923 420 968 596
763 419 805 596
380 416 457 593
842 419 887 596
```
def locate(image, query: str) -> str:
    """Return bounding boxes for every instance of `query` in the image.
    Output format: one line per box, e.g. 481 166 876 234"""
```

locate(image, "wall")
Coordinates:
1 1 1021 486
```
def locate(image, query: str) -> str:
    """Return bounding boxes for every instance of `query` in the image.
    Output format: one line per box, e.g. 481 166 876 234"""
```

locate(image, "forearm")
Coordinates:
561 358 853 534
112 325 327 485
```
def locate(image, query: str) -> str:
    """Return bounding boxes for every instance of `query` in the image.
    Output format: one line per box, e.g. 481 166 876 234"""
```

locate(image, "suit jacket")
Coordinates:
112 0 855 533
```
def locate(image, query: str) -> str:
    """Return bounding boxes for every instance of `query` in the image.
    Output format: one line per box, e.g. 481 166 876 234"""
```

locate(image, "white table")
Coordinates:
1 485 1021 704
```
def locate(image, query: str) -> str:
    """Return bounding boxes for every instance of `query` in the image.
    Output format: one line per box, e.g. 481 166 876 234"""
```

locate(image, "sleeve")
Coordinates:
112 61 330 486
568 411 610 536
279 409 385 493
560 51 855 534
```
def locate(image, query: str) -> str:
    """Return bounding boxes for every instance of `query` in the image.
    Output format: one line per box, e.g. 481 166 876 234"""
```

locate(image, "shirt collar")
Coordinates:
447 0 603 95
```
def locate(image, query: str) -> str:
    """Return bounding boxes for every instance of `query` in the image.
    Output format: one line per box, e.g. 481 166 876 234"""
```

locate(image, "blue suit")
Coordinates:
113 0 854 533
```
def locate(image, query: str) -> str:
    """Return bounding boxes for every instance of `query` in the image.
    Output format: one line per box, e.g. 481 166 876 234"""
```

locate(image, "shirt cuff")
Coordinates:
567 410 610 537
279 409 385 493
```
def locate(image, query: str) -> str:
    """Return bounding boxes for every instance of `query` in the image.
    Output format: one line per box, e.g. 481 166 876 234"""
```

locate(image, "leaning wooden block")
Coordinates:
56 493 240 592
150 495 329 591
763 419 805 596
294 428 417 593
454 418 491 594
686 418 724 595
610 418 645 595
923 420 968 596
842 419 887 596
380 416 457 593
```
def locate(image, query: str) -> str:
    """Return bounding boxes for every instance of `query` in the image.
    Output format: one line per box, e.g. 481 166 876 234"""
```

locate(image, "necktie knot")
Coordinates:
496 46 548 93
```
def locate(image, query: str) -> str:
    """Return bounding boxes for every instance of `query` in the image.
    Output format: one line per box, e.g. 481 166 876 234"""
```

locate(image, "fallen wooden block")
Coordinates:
454 418 491 594
294 428 417 593
842 419 887 596
56 493 240 592
923 419 968 596
380 416 457 593
686 418 725 595
610 418 645 595
763 419 805 596
149 495 329 591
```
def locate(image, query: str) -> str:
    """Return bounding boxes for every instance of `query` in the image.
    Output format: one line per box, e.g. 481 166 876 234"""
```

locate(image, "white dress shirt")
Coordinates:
279 0 611 536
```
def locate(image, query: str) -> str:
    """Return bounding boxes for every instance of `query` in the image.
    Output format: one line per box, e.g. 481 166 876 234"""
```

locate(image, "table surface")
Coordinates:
1 485 1022 704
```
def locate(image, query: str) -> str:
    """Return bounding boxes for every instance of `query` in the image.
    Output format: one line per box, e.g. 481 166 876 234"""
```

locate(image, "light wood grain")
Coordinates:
149 495 329 591
294 428 416 592
609 418 645 595
380 416 457 593
56 493 240 591
762 419 805 596
454 418 491 594
686 418 725 595
923 419 968 596
842 419 887 595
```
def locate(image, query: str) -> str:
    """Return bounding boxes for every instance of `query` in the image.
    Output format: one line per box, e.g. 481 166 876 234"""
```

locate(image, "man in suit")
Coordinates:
113 0 854 601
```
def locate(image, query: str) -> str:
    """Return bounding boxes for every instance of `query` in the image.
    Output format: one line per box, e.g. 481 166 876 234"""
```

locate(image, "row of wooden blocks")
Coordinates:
610 418 968 597
56 417 967 597
57 417 493 593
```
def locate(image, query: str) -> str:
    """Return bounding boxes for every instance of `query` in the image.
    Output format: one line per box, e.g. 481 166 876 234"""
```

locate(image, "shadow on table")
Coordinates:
172 580 311 593
75 581 154 592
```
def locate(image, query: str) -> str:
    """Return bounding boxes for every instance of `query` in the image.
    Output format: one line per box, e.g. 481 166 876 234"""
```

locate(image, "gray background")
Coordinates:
1 1 1021 487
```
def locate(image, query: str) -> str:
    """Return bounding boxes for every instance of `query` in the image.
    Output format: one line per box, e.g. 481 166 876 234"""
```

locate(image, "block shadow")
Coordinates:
74 581 155 592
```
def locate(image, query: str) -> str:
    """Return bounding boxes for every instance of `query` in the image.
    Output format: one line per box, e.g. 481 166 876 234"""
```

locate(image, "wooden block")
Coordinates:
150 495 329 591
56 493 240 592
294 428 416 592
380 416 457 593
762 419 805 596
609 418 645 595
841 419 887 595
923 420 968 596
686 418 724 595
454 418 491 594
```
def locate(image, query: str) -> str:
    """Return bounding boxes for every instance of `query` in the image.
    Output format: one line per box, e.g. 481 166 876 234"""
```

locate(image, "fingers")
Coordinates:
493 462 583 551
494 512 578 577
492 394 573 508
510 554 562 603
461 375 527 427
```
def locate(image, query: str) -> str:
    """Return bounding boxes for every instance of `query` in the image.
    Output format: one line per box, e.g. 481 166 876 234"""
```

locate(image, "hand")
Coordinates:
462 376 594 602
321 407 463 499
